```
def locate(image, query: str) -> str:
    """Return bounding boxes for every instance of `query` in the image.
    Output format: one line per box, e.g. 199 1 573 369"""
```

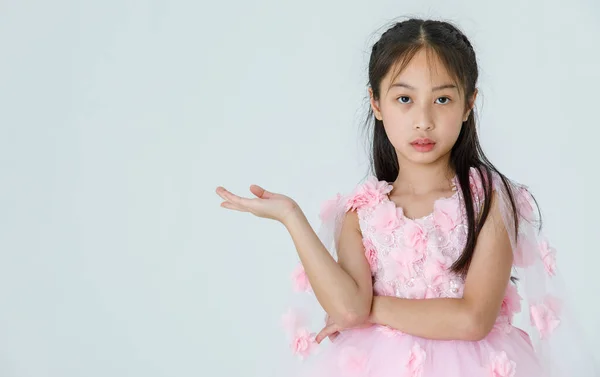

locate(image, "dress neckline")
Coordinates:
384 175 459 222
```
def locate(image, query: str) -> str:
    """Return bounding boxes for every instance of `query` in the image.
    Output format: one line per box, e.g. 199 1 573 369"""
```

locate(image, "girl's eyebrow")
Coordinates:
390 82 457 91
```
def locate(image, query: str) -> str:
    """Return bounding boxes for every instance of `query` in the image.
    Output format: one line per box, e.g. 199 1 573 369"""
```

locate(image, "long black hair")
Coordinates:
363 18 539 277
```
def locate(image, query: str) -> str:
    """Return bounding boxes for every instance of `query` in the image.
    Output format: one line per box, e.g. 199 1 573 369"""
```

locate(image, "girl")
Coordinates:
215 18 598 376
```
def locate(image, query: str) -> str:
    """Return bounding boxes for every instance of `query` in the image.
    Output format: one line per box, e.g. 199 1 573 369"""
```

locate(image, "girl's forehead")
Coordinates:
382 51 460 94
387 52 454 88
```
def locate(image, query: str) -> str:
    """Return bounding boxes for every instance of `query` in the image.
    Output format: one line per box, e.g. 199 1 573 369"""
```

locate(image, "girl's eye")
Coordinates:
396 96 452 105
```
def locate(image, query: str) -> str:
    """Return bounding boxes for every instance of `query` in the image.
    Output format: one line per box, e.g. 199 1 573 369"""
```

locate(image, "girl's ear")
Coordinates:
368 87 383 121
463 88 478 121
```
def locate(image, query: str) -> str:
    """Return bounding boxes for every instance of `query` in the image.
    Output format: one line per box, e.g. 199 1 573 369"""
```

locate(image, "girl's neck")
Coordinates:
392 161 455 196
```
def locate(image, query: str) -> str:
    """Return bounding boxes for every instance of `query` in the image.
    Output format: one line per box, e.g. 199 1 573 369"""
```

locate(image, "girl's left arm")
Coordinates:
370 191 514 341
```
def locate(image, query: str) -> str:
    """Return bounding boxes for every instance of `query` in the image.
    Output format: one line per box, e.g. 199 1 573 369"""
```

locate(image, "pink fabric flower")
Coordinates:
403 221 428 255
371 200 403 233
338 346 368 375
424 252 453 278
422 254 452 298
406 343 426 377
290 327 317 359
530 296 562 339
433 196 460 232
373 280 395 296
389 248 420 280
500 283 522 319
291 263 312 292
538 239 557 276
345 176 393 212
319 193 343 221
362 238 378 274
490 319 513 336
376 324 403 337
489 351 516 377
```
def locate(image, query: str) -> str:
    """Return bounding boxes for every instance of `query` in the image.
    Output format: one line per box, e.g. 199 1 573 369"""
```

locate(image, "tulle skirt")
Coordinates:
294 324 546 377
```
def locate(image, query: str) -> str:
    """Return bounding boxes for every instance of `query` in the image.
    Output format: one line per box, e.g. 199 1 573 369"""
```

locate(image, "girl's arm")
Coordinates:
370 192 513 341
284 207 373 328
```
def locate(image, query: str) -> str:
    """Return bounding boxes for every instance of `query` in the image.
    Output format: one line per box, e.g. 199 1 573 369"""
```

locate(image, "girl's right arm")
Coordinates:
284 207 373 328
215 183 372 327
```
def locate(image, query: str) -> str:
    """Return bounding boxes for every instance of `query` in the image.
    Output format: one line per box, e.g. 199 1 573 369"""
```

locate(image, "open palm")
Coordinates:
215 184 299 223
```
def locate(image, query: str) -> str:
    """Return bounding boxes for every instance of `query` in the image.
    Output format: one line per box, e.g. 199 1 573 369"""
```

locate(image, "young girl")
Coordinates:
215 18 598 376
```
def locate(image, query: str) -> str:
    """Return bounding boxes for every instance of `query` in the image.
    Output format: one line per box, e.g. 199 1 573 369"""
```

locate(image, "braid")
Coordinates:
372 21 404 55
446 24 475 56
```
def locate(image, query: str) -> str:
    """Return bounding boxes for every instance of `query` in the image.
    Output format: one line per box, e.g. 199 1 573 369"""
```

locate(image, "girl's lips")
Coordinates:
411 138 435 145
410 139 435 152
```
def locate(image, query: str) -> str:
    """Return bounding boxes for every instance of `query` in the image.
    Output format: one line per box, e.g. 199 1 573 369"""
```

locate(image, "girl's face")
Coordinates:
369 48 477 167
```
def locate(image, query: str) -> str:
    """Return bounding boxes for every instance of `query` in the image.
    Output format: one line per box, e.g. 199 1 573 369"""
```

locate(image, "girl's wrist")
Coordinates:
369 295 387 326
281 204 306 229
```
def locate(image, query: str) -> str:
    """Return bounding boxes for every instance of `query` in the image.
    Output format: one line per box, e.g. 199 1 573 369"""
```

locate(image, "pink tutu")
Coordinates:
295 324 543 376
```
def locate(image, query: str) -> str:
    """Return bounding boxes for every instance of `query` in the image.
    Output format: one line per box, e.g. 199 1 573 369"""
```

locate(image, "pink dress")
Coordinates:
282 167 598 376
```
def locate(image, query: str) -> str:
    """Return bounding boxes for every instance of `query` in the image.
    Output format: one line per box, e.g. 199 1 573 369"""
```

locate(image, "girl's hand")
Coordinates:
316 314 340 343
315 315 374 344
215 184 300 224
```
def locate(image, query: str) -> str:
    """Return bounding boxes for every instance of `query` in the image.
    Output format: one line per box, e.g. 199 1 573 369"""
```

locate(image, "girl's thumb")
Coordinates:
250 184 274 199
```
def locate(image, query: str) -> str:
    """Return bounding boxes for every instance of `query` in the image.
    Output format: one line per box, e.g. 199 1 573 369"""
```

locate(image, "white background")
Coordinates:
1 0 599 376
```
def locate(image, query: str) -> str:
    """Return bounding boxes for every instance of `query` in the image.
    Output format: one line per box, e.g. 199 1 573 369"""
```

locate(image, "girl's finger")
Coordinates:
315 323 340 344
220 201 248 212
317 327 337 344
216 187 251 208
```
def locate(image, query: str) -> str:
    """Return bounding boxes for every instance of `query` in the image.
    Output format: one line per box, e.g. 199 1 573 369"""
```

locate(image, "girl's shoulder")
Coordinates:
466 166 540 227
317 176 389 221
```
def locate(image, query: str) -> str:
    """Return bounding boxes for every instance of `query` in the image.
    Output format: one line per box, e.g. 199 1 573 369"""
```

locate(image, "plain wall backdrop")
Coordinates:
1 0 599 376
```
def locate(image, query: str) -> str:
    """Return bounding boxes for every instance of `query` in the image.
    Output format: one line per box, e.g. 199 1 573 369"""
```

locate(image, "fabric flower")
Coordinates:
490 319 513 336
371 200 403 233
406 343 426 377
422 254 453 298
338 346 368 375
500 283 522 319
319 193 343 221
424 252 453 279
376 324 403 337
433 196 460 232
345 176 393 212
373 280 395 296
530 296 562 339
389 248 420 280
290 327 317 359
291 263 312 292
489 351 516 377
362 238 378 274
538 239 557 276
403 221 428 255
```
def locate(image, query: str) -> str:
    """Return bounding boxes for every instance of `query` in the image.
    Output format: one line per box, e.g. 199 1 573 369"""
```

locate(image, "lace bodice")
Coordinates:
354 176 473 300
